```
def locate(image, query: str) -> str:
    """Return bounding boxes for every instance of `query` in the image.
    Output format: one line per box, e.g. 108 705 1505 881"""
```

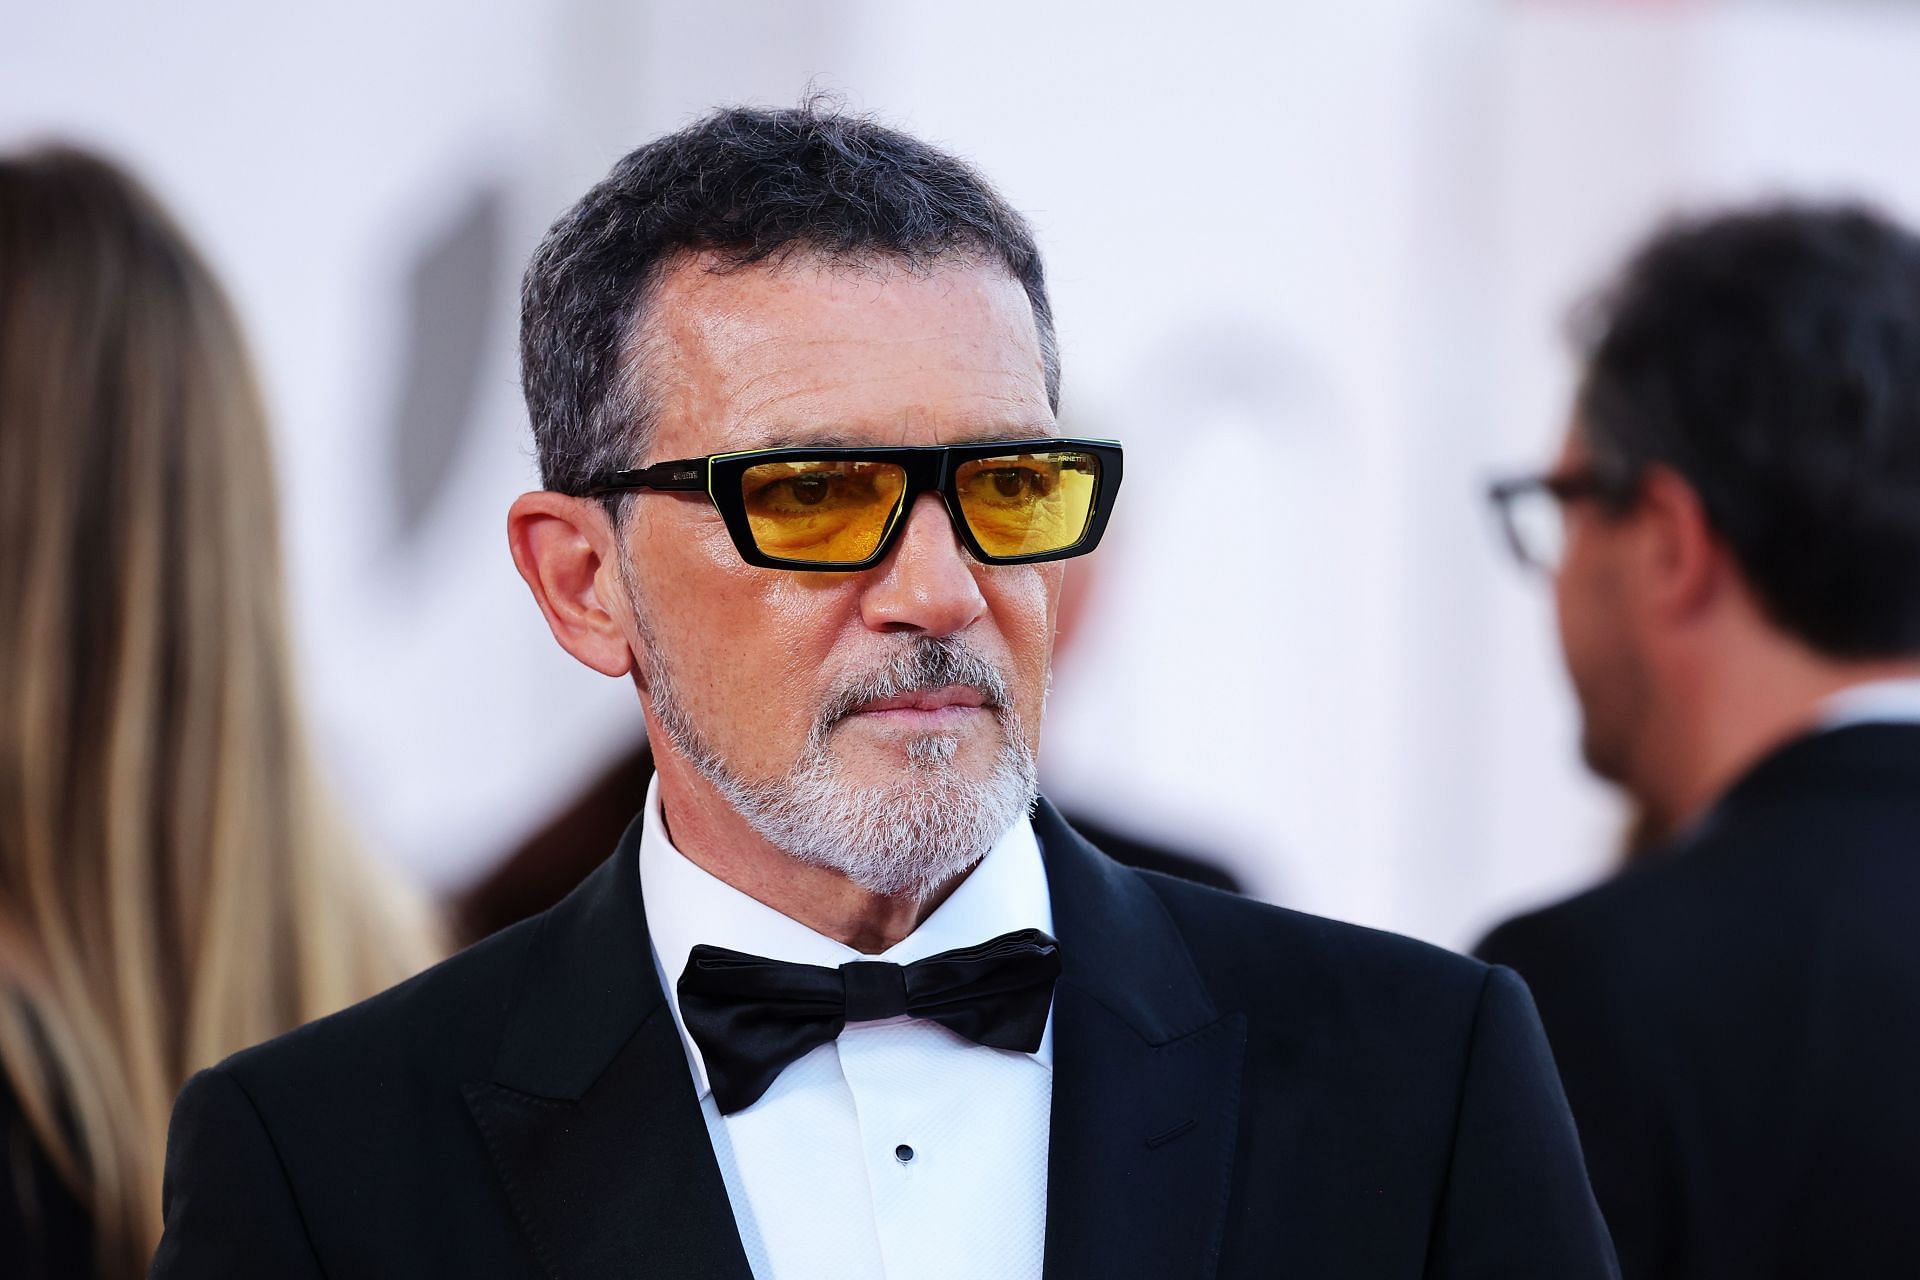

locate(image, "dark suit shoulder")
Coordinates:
1479 852 1686 976
218 908 541 1100
155 860 623 1279
1481 748 1920 1010
1145 868 1487 984
1117 867 1616 1276
1475 725 1920 1277
1477 846 1748 1080
1489 725 1920 947
1138 869 1494 1038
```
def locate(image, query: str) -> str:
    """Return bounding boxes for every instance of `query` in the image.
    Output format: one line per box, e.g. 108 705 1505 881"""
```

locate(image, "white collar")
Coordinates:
1818 676 1920 732
637 773 1055 1099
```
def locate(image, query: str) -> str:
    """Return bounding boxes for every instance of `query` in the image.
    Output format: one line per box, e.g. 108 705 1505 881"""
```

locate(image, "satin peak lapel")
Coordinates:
1034 802 1247 1280
462 837 753 1280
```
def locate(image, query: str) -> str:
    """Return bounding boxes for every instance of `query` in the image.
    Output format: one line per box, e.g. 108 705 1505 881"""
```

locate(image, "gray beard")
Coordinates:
636 611 1039 900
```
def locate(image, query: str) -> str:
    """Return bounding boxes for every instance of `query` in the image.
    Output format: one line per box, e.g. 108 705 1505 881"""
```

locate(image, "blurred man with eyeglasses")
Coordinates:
150 103 1613 1278
1480 205 1920 1279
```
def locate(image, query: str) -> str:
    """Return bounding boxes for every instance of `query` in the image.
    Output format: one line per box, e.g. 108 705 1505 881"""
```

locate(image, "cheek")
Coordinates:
634 511 761 660
1553 558 1596 670
1553 519 1598 640
637 516 859 754
759 576 866 681
981 565 1061 697
1554 542 1627 684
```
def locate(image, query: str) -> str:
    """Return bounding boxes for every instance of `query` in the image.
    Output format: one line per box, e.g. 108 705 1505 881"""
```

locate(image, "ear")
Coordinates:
507 491 635 678
1634 464 1725 625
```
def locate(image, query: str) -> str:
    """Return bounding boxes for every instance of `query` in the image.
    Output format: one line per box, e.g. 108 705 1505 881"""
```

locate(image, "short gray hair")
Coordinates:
520 101 1061 496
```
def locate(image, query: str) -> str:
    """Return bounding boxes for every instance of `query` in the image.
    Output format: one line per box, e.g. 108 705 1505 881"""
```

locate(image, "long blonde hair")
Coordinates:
0 147 443 1276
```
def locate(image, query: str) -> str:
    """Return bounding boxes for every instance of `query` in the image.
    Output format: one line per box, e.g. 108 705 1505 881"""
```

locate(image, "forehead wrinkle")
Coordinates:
683 277 1039 394
719 361 1048 439
731 414 1057 452
721 333 1036 399
732 362 1042 409
642 255 1050 460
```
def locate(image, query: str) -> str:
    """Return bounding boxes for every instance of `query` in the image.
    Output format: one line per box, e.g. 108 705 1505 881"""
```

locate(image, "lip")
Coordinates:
852 684 990 716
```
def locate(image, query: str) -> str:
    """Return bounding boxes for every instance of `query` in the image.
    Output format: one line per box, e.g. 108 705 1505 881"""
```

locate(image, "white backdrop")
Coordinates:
10 0 1920 947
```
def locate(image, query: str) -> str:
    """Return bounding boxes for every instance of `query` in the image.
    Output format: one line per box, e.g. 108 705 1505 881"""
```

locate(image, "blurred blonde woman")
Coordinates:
0 147 444 1278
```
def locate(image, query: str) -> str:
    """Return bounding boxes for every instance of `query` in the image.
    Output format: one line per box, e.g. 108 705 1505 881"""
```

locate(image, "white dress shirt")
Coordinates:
1819 676 1920 730
637 775 1054 1280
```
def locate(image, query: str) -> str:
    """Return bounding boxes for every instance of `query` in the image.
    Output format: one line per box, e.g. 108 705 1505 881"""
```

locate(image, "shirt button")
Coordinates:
894 1143 915 1164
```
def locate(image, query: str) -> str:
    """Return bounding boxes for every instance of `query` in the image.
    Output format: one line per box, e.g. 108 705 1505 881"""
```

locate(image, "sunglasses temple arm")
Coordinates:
584 458 711 495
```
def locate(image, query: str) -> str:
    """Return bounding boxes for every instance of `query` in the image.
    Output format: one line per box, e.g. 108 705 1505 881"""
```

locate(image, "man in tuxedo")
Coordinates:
1479 205 1920 1277
151 104 1614 1278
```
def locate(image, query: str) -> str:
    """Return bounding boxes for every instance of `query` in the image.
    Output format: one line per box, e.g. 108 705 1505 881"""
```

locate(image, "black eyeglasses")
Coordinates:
585 438 1123 571
1485 470 1615 573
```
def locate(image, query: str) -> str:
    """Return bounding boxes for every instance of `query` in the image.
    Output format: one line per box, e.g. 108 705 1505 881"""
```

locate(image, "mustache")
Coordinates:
815 637 1014 734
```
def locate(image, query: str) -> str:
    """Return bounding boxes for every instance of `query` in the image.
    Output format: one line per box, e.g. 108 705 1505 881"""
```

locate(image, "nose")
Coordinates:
859 493 989 636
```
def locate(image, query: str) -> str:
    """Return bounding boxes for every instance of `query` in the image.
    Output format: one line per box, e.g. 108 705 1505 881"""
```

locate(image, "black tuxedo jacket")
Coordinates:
1479 725 1920 1278
152 800 1615 1278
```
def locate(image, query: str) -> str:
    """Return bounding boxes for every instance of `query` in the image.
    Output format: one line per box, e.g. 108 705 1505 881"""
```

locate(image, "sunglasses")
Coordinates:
584 437 1123 571
1485 468 1630 574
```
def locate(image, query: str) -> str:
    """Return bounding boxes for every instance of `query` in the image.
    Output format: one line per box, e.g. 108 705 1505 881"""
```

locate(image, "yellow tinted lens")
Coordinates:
955 450 1099 558
739 460 906 563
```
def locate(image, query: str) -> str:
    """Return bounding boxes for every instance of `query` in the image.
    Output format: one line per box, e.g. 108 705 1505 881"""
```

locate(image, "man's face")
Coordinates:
617 254 1060 893
1552 425 1654 788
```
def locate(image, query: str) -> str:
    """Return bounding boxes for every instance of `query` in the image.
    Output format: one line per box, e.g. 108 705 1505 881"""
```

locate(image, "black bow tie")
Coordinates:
677 928 1061 1115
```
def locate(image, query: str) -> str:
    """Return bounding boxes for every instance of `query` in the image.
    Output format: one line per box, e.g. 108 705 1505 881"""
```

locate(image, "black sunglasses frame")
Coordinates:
585 437 1124 571
1484 468 1631 572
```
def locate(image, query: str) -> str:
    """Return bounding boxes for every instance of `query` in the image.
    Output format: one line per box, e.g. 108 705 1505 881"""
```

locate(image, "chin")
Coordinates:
1579 728 1625 786
1569 646 1651 794
838 729 1000 784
